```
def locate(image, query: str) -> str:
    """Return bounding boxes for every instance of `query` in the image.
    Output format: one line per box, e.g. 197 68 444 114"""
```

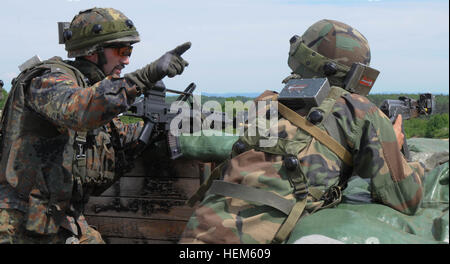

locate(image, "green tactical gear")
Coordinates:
181 84 425 244
39 59 119 196
64 7 140 58
185 86 351 243
287 19 371 87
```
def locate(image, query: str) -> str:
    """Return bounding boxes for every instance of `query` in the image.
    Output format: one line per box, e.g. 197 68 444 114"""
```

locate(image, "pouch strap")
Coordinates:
208 180 294 215
206 179 308 244
73 131 87 183
186 160 229 207
272 198 307 244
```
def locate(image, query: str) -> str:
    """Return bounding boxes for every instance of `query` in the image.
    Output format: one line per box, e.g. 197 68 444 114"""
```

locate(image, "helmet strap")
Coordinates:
96 46 108 75
71 58 106 84
288 40 350 87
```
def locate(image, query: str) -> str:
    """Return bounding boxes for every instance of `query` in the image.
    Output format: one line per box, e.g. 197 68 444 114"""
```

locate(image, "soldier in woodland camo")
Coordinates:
0 7 190 244
180 19 424 244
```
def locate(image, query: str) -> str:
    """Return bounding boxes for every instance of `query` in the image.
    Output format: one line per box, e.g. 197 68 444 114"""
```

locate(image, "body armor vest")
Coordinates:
0 57 118 234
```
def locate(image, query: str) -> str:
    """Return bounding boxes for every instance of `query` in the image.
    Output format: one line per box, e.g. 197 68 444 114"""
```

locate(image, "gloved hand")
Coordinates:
125 42 191 89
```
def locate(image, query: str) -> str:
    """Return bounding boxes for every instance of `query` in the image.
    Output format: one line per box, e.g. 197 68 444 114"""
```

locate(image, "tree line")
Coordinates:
184 93 449 139
1 91 447 139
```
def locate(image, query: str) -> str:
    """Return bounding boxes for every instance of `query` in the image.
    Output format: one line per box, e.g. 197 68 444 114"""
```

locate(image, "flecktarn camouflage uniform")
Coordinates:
0 8 143 244
180 20 425 244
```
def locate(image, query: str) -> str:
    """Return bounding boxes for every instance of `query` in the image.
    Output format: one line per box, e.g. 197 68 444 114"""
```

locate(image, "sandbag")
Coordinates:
179 133 238 162
288 161 449 244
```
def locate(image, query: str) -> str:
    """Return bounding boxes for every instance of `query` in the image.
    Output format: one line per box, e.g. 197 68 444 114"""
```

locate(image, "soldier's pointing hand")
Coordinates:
125 42 191 89
157 42 191 78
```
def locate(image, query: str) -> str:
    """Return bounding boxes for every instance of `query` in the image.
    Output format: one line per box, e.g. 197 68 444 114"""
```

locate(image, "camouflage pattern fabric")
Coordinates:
301 19 370 67
0 208 104 244
66 8 140 58
81 116 144 197
287 19 371 87
0 57 141 241
180 89 425 244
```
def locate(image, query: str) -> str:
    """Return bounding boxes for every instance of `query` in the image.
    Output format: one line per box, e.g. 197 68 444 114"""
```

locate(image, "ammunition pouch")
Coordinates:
72 128 116 201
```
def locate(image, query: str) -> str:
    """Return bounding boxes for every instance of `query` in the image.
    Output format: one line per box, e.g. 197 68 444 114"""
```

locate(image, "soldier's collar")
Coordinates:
69 58 106 84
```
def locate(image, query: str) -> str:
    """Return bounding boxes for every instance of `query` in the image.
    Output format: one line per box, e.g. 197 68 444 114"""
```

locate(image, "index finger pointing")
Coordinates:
171 41 192 56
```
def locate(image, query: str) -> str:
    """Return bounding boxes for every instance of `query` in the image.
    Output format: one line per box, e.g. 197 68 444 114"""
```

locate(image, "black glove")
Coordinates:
125 42 191 89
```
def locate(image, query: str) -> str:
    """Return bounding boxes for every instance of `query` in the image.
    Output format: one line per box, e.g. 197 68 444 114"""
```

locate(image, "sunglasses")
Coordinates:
105 45 133 57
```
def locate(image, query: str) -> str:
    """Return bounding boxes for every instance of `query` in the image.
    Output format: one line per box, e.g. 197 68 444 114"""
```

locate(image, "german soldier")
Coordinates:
0 7 190 244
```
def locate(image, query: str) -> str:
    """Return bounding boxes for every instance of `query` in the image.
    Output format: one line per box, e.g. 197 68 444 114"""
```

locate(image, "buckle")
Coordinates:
293 184 308 200
75 135 86 160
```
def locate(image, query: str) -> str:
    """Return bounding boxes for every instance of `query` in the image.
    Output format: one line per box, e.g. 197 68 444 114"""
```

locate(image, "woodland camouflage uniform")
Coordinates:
180 19 425 244
0 7 189 244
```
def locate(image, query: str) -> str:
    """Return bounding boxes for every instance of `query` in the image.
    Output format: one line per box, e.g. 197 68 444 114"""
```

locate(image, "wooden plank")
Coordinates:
99 177 199 199
84 196 195 221
102 237 175 244
86 215 188 241
125 157 206 179
84 159 207 243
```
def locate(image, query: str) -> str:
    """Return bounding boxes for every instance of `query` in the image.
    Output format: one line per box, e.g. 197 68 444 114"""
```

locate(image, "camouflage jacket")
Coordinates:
180 87 425 244
0 57 142 235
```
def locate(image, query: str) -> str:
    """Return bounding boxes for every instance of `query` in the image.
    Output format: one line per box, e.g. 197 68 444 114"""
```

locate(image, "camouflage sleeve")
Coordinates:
109 117 144 147
26 70 137 131
337 93 424 215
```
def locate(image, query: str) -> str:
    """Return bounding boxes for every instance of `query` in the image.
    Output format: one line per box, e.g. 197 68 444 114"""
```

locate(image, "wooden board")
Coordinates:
86 216 188 242
99 177 199 199
85 197 195 221
84 156 208 244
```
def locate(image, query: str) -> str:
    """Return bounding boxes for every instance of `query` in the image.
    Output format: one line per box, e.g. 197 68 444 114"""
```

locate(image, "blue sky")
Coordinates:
0 0 448 95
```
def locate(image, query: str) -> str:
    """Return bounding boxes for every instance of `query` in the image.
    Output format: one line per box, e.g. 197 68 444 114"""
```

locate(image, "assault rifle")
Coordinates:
379 93 435 160
123 80 197 161
93 81 196 214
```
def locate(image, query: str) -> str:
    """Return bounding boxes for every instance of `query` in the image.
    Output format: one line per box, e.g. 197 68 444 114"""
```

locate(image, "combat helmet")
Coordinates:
287 19 371 88
63 7 140 58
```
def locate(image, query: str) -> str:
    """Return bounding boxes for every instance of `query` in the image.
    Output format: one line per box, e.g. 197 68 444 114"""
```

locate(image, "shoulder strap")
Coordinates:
44 58 88 87
273 94 353 166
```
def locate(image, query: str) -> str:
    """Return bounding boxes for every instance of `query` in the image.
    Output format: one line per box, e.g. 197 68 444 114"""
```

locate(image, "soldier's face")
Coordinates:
102 46 131 76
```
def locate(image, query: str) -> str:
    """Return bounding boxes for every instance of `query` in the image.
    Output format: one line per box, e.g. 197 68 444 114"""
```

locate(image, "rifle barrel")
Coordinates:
166 88 191 95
